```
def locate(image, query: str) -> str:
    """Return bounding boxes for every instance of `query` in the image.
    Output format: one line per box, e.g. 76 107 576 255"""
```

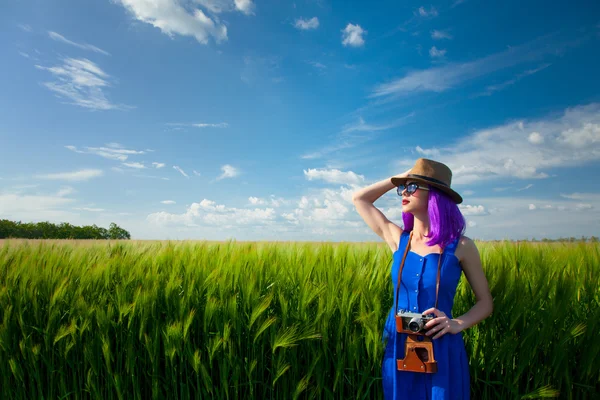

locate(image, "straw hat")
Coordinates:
391 158 463 204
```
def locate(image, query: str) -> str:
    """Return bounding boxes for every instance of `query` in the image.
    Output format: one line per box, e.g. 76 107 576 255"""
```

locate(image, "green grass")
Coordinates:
0 239 598 399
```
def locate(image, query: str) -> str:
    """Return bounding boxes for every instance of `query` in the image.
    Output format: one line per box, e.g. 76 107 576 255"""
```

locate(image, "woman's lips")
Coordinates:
402 200 409 205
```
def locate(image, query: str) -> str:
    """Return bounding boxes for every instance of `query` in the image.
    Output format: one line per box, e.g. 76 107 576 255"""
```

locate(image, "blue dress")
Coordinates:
381 230 470 400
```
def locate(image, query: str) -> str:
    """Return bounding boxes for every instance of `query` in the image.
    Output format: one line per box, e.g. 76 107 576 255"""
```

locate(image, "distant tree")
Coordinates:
0 219 131 240
108 222 131 240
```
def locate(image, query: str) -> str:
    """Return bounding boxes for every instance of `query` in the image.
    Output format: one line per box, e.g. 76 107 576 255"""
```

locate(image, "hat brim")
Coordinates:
391 176 463 204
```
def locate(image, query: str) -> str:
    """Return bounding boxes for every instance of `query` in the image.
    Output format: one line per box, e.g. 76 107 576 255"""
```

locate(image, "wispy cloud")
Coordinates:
152 162 165 168
122 162 146 169
66 143 146 161
473 63 551 97
342 23 366 47
17 24 33 32
166 122 228 129
301 113 415 160
48 31 110 56
396 102 600 185
173 165 189 178
115 0 228 44
371 33 581 98
34 168 104 182
308 61 327 69
431 30 452 40
517 184 533 191
415 6 438 18
36 58 130 110
429 46 446 58
193 170 202 176
294 17 319 30
161 200 176 204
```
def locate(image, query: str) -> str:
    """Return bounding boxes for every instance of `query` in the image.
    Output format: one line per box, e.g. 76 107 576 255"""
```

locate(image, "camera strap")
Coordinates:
394 230 443 316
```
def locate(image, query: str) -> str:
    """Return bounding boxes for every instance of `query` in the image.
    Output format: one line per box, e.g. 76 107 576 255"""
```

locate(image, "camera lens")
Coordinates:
408 317 423 332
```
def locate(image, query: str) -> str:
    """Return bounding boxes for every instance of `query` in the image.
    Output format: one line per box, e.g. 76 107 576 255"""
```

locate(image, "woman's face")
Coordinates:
400 180 430 214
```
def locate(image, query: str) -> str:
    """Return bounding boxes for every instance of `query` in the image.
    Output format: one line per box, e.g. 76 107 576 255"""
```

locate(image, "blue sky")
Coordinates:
1 0 599 241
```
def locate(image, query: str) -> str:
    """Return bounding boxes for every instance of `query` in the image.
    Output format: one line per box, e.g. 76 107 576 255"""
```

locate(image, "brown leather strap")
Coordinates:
394 230 444 316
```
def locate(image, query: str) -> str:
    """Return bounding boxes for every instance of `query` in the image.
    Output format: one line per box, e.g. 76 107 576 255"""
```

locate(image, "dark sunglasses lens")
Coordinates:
397 185 405 196
407 183 418 193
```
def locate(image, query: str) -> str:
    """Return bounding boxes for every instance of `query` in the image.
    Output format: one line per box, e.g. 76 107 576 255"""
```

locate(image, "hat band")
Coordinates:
407 173 450 188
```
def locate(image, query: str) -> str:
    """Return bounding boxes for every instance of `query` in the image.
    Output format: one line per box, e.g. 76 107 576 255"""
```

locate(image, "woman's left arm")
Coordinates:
453 237 493 332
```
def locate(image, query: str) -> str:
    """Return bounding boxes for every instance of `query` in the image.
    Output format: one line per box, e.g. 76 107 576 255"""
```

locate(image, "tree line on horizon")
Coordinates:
0 219 131 240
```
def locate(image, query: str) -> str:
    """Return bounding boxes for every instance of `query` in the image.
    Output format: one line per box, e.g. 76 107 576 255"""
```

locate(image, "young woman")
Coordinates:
351 158 493 400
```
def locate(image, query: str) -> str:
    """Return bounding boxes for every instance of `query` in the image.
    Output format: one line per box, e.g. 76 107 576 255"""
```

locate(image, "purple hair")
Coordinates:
401 186 466 249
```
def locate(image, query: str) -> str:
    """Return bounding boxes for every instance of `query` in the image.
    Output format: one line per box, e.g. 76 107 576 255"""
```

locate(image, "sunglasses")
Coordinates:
397 182 430 196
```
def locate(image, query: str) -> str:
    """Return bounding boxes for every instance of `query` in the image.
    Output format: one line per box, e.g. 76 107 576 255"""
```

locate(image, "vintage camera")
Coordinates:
395 309 434 335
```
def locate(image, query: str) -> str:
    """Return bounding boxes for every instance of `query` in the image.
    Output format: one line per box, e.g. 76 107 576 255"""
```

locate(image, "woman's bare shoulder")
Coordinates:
455 235 478 263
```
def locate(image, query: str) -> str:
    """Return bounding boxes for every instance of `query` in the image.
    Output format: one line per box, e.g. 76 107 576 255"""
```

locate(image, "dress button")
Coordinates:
416 273 419 276
415 289 418 293
420 258 423 262
413 306 417 310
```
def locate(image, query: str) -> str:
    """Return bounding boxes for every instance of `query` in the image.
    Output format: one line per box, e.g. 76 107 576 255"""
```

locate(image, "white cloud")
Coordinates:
429 46 446 58
342 23 366 47
161 200 176 204
147 198 275 227
66 143 146 161
122 162 146 169
173 165 189 178
303 168 365 186
459 204 489 216
34 168 103 182
193 0 255 15
48 31 110 56
529 204 537 210
528 132 544 144
36 58 129 110
371 35 576 98
193 170 202 176
462 190 475 196
295 17 319 30
234 0 254 15
248 195 291 207
74 207 105 212
416 145 441 157
216 164 239 180
153 162 166 168
115 0 228 45
431 30 452 40
396 103 600 185
416 6 438 17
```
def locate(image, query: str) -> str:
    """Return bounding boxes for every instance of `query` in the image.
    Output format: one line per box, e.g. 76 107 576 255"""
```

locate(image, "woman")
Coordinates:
351 158 493 400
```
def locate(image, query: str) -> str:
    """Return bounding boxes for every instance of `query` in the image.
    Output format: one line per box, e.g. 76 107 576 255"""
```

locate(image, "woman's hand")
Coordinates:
422 307 463 339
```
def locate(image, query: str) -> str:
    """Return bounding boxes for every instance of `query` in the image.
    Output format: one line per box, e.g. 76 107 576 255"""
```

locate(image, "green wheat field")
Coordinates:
0 238 598 399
